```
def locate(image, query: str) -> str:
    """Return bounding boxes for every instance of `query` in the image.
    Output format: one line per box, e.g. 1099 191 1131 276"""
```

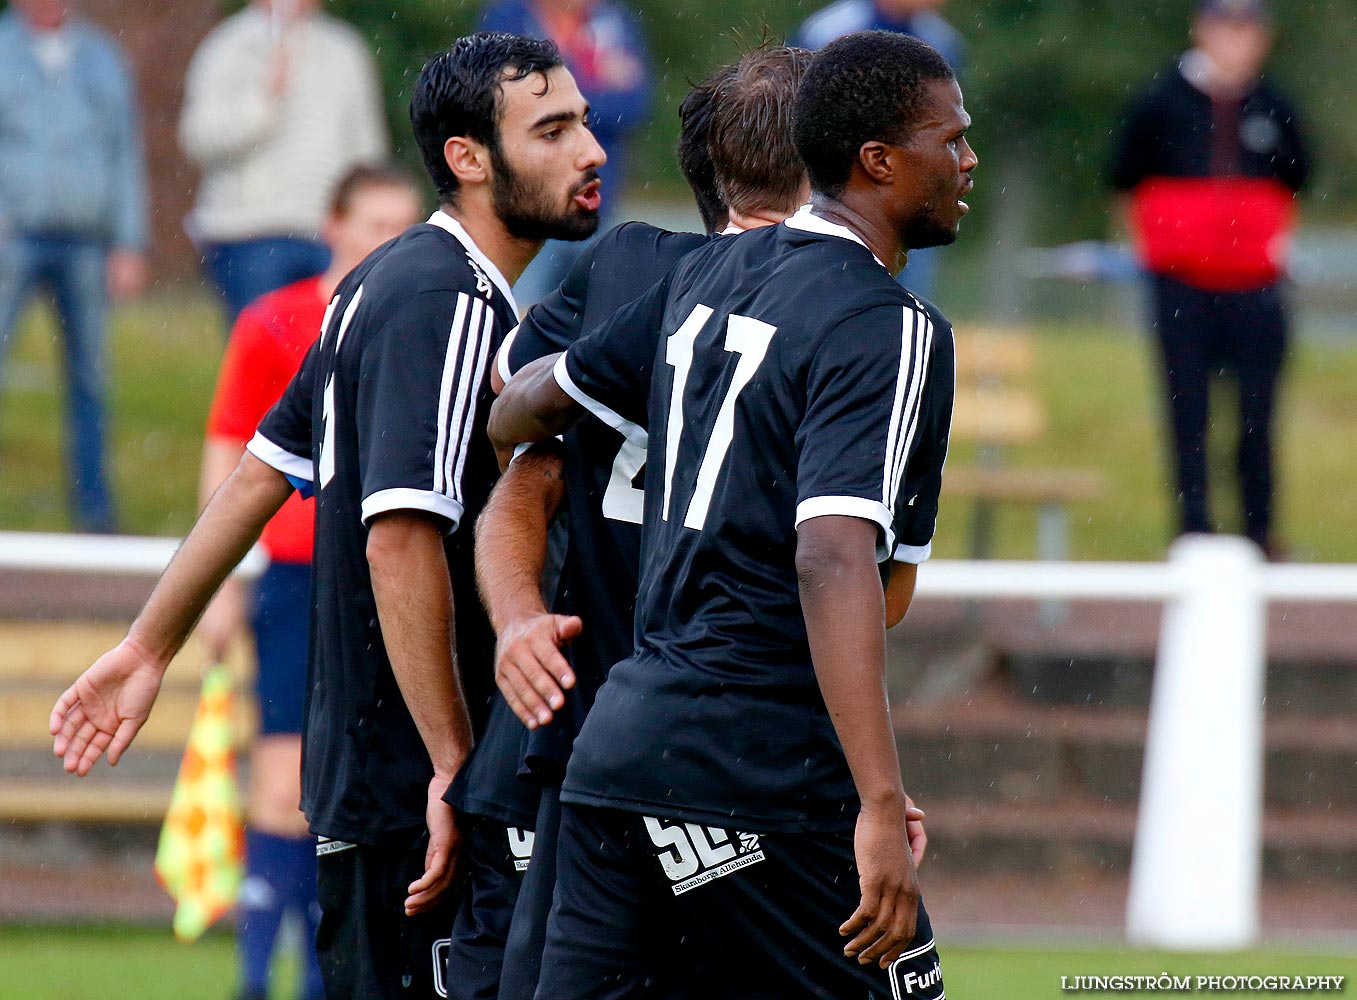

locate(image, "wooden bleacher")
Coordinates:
948 326 1106 559
0 621 255 825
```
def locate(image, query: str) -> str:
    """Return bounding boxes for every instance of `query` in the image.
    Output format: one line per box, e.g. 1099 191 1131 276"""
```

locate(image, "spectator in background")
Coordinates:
480 0 649 306
1111 0 1309 558
0 0 147 535
196 163 422 1000
180 0 388 326
793 0 963 303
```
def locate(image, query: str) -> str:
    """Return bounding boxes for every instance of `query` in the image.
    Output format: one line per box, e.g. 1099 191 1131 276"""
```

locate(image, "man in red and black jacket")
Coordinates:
1111 0 1309 556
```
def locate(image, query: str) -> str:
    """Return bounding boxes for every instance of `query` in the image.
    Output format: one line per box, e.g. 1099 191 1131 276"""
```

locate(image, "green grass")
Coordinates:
0 924 1351 999
5 294 1357 561
0 293 223 536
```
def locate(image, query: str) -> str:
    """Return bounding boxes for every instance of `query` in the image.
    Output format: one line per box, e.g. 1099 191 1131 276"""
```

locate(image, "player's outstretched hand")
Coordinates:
495 613 582 729
406 777 462 915
905 794 927 867
841 800 921 969
49 639 164 776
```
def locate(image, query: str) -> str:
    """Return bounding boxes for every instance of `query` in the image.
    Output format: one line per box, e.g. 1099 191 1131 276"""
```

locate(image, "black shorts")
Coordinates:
444 815 536 1000
538 803 944 1000
314 830 459 1000
497 786 563 1000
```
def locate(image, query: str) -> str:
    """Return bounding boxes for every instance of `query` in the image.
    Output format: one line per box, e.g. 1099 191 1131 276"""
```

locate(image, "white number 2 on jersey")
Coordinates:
662 306 775 530
601 435 646 525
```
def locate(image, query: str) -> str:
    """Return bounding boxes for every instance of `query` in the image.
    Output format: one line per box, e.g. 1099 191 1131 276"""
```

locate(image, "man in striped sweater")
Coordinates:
180 0 388 325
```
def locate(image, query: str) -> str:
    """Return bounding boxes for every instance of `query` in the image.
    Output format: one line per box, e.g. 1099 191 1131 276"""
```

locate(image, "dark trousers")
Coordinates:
0 233 115 532
1150 275 1288 546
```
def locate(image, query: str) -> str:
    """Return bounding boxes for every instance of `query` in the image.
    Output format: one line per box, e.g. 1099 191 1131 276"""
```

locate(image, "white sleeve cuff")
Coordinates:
510 438 564 464
893 541 933 564
496 324 521 384
246 432 312 481
794 495 896 560
553 354 636 439
360 488 465 534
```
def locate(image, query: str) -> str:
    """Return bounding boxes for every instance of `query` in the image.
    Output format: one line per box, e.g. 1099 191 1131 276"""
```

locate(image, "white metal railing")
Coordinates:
0 530 267 577
4 531 1356 950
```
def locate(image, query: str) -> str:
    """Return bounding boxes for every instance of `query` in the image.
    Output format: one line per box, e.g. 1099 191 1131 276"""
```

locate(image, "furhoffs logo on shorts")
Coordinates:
643 817 766 895
888 939 943 1000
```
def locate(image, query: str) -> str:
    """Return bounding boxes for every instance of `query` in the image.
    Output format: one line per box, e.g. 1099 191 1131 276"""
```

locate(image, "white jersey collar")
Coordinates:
426 211 519 315
783 204 887 269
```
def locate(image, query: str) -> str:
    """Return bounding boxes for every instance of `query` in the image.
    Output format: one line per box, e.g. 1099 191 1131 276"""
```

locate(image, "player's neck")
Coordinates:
725 206 794 232
807 192 905 274
440 201 543 287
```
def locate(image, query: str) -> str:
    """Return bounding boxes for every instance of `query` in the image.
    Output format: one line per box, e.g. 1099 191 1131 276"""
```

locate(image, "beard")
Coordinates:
901 210 959 251
491 147 600 243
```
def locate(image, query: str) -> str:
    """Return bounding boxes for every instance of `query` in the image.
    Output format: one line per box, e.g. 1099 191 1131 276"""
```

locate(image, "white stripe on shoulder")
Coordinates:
441 296 486 503
552 354 647 447
332 284 364 352
246 431 312 481
885 307 933 514
316 294 339 348
449 301 498 503
432 293 471 495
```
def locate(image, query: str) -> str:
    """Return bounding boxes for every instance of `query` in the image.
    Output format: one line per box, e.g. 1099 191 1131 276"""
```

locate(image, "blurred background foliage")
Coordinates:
320 0 1357 248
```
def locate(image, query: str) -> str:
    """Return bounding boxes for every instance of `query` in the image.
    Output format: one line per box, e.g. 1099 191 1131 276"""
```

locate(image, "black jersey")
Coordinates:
502 222 712 781
250 211 516 846
552 207 954 832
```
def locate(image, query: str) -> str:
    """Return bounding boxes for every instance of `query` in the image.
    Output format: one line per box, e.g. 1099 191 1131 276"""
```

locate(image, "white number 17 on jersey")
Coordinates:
662 304 775 531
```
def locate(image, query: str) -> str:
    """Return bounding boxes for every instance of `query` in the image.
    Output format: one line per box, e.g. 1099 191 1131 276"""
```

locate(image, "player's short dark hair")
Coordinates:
677 64 736 235
708 45 813 219
327 162 420 218
410 33 563 203
792 31 955 198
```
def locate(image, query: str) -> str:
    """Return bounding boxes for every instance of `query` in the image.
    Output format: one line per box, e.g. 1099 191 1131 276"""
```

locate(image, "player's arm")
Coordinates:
884 561 917 629
794 303 951 966
366 510 472 915
475 443 581 730
195 309 292 662
489 271 671 464
797 515 920 968
355 286 501 912
487 353 579 467
50 451 292 775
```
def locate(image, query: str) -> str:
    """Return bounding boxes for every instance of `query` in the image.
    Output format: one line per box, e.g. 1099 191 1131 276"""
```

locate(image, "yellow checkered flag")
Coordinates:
153 662 245 942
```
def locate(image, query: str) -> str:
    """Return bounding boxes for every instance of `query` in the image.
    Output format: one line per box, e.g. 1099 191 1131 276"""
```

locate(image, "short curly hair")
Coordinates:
410 33 563 202
792 31 955 199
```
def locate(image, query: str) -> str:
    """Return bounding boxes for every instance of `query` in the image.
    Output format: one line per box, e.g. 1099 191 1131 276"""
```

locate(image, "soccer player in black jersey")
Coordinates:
50 33 606 1000
489 30 973 999
447 47 818 1000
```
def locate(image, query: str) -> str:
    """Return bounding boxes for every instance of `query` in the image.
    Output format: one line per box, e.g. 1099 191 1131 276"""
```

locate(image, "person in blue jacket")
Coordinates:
0 0 149 533
480 0 650 306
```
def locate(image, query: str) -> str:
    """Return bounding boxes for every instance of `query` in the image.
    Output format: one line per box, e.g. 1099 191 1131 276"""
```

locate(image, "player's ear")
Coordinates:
857 141 896 186
445 136 490 188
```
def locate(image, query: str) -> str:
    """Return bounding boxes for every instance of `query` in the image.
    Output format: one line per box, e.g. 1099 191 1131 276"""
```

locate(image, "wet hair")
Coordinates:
792 31 955 198
327 162 419 218
708 45 814 218
410 33 563 202
677 64 736 234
